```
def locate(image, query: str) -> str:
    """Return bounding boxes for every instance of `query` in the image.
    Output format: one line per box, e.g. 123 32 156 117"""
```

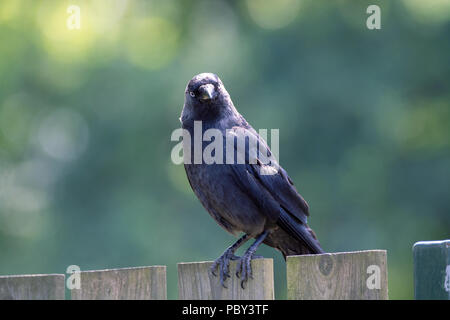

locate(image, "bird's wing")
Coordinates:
227 126 310 225
226 126 324 253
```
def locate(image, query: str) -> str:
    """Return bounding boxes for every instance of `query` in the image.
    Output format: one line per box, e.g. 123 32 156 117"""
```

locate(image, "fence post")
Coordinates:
0 274 65 300
70 266 167 300
178 259 274 299
287 250 388 299
413 240 450 300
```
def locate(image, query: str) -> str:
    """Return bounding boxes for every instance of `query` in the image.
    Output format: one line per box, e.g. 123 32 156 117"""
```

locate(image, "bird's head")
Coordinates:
186 73 221 103
181 73 237 124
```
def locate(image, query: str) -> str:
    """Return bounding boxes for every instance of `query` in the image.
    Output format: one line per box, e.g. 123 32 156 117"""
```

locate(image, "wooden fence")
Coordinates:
0 243 448 300
413 240 450 300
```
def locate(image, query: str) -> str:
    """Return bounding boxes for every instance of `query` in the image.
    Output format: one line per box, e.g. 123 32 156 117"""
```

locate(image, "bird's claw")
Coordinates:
210 249 240 288
235 252 263 289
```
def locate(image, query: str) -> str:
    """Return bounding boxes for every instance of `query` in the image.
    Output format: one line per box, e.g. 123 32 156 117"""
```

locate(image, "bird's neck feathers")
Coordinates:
181 96 243 131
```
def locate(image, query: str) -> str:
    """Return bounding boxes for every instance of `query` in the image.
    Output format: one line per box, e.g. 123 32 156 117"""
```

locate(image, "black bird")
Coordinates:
180 73 324 288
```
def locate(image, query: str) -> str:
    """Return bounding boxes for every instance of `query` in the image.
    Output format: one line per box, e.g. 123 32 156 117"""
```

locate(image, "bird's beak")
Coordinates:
198 84 215 101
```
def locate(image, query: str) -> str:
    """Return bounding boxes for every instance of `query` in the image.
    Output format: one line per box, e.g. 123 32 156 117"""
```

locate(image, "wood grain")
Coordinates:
0 274 65 300
287 250 388 300
70 266 166 300
178 259 274 299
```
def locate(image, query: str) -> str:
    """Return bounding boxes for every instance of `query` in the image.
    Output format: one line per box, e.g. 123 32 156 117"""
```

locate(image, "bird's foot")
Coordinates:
210 248 240 288
235 251 264 289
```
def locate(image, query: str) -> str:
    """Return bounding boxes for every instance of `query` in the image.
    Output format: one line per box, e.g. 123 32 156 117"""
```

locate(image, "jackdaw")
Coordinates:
180 73 324 288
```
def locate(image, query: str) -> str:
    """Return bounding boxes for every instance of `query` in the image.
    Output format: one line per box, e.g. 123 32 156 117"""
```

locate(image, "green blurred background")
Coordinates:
0 0 449 299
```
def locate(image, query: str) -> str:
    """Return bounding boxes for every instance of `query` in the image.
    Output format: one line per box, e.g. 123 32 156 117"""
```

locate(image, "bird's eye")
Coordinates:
189 91 195 97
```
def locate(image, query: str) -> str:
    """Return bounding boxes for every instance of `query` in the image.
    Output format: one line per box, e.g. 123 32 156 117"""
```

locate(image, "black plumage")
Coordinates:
180 73 324 288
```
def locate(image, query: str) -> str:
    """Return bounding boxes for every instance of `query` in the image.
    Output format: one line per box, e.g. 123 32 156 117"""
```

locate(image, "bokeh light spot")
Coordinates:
246 0 301 29
0 0 23 24
402 0 450 25
36 2 95 62
125 17 180 70
37 108 89 161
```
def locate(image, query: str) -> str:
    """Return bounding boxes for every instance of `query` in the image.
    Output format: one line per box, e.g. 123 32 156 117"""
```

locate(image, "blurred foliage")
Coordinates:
0 0 449 299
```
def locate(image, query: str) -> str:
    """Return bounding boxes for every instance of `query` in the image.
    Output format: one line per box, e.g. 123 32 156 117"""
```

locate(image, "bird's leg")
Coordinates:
210 234 250 288
236 230 269 289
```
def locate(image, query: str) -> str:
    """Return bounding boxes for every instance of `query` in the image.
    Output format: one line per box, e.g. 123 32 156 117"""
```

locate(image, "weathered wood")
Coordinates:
70 266 166 300
178 259 274 300
413 240 450 300
0 274 65 300
287 250 388 300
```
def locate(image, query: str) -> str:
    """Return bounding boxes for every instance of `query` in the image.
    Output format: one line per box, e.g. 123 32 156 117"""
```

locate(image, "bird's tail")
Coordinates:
277 208 324 258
